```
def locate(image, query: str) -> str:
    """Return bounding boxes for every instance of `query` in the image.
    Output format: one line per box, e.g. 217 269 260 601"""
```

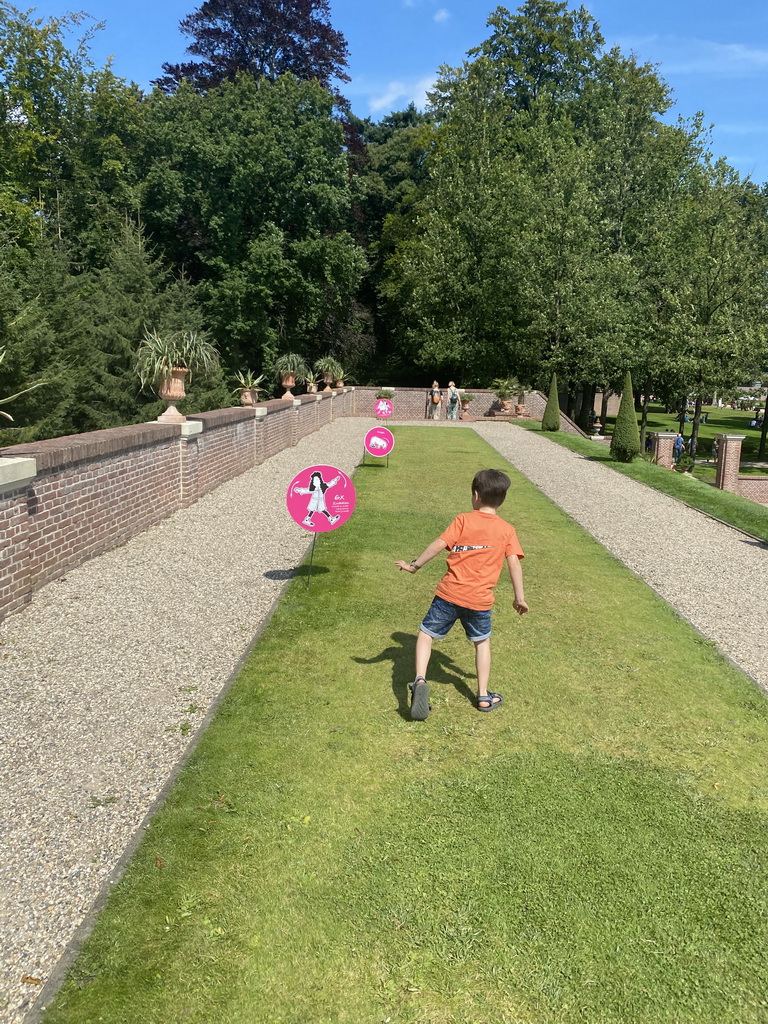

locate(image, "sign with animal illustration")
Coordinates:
364 427 395 458
286 465 356 532
374 398 393 418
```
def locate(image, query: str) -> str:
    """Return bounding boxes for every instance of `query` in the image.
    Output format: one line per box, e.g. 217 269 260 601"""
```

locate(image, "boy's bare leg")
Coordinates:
474 638 491 696
415 629 433 679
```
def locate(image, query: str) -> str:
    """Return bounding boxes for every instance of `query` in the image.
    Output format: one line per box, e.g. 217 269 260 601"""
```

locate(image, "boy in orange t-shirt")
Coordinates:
395 468 528 720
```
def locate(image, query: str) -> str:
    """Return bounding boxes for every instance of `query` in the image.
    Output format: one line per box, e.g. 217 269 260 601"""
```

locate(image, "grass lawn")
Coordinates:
44 428 768 1024
516 421 768 544
617 405 767 462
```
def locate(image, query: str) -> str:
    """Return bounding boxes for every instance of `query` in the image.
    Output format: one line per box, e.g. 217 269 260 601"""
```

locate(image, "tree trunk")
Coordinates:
678 396 687 434
690 396 703 458
600 390 610 422
577 384 596 432
567 390 578 420
639 377 651 452
759 385 768 459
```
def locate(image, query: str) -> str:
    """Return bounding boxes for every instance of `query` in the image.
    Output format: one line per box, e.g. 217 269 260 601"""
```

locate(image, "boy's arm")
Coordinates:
395 538 448 573
507 554 529 615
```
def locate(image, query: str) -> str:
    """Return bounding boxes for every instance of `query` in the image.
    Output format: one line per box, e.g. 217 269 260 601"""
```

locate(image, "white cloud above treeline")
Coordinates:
369 75 436 114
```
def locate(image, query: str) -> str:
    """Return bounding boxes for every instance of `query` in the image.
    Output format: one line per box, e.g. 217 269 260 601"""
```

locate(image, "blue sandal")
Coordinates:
477 692 503 712
409 677 430 721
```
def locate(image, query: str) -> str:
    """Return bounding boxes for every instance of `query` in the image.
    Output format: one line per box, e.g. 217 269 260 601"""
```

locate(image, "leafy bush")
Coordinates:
610 371 641 462
541 373 560 431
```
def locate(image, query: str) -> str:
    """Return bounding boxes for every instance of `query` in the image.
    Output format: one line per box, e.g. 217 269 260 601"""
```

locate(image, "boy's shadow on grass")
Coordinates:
353 632 474 719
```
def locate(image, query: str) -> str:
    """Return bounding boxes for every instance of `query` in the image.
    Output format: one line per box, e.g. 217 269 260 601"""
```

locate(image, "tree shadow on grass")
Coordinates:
353 631 474 719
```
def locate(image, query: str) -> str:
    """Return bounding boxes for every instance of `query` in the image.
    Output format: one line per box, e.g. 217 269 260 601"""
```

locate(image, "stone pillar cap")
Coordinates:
649 431 678 438
254 407 268 418
716 433 746 440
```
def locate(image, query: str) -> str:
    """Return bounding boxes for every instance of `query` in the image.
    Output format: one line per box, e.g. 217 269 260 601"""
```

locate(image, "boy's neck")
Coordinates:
471 495 497 514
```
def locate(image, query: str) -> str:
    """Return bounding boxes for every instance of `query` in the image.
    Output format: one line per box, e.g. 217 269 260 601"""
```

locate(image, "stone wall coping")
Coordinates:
254 407 268 419
0 423 181 472
717 434 747 441
0 456 37 494
650 431 678 438
180 421 203 438
187 407 255 429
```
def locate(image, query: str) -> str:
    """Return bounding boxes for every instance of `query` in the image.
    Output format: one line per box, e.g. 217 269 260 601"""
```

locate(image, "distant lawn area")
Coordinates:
603 403 768 465
516 419 768 544
44 427 768 1024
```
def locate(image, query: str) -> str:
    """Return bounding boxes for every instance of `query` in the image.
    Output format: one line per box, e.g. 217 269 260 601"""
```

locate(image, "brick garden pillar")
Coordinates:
715 434 745 493
650 431 677 470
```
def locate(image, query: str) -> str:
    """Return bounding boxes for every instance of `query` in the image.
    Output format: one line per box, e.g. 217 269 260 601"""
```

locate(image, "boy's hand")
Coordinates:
395 560 417 573
513 599 529 615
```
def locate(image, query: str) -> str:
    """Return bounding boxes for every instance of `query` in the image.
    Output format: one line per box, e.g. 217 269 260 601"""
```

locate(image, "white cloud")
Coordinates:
368 75 437 115
617 34 768 77
434 8 450 23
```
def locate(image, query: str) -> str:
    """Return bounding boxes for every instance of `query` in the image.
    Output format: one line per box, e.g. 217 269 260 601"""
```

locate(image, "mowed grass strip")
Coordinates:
45 427 768 1024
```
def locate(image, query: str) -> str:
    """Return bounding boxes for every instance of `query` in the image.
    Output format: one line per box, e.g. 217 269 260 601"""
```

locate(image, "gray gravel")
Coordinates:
3 416 768 1023
0 417 369 1024
474 421 768 691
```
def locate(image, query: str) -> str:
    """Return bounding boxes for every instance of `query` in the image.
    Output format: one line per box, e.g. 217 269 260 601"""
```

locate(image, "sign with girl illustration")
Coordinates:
286 465 356 532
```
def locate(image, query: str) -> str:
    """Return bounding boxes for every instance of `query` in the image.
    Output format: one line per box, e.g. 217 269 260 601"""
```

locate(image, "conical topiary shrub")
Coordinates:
541 372 560 431
610 370 641 462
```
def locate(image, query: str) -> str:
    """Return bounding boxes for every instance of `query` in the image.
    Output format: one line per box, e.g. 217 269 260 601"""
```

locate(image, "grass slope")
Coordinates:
516 421 768 544
45 428 768 1024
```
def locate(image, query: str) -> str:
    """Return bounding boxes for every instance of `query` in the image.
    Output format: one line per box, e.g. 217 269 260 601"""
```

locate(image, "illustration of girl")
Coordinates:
294 470 341 527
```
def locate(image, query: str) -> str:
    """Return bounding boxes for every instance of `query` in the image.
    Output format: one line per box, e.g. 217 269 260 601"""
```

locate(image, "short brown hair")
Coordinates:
472 469 511 507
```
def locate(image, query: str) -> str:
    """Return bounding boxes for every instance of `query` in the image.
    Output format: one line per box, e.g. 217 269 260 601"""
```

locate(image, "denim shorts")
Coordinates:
419 595 492 643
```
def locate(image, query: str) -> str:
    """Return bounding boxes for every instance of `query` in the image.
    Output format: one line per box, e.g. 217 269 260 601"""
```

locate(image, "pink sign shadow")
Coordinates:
374 398 393 418
364 427 395 458
286 465 356 532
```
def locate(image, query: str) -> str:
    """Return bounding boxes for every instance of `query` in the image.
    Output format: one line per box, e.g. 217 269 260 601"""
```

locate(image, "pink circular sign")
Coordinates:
286 465 356 532
364 427 395 458
375 398 393 418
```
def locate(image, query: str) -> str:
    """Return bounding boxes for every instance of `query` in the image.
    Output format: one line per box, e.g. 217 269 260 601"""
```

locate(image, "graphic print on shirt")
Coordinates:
451 544 491 552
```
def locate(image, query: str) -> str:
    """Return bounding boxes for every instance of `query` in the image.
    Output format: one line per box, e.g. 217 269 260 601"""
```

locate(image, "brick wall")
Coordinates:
351 387 577 432
738 478 768 505
0 391 347 623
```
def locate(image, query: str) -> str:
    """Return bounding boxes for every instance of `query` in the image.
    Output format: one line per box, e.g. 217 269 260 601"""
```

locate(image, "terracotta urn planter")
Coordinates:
281 373 296 398
500 398 511 413
515 403 526 416
239 388 256 406
323 373 334 392
336 379 345 389
460 399 474 421
157 367 188 423
307 384 318 394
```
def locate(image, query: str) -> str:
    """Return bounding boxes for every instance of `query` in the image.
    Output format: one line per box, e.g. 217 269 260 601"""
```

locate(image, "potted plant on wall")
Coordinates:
305 370 321 394
233 370 266 406
135 329 220 423
314 356 342 393
491 377 519 413
274 353 309 398
514 382 528 417
460 392 475 419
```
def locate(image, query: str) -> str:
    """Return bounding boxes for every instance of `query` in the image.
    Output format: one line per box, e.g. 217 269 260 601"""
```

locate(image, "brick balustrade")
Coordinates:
714 434 746 493
0 389 353 622
650 431 677 470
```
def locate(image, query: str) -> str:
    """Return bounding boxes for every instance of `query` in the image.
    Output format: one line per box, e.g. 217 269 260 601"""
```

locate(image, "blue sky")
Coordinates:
22 0 768 183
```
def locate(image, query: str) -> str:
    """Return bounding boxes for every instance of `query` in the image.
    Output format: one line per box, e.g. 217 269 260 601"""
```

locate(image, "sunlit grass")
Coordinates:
44 428 768 1024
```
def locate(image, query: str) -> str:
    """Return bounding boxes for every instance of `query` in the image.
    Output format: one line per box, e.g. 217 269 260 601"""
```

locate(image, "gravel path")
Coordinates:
3 417 768 1023
0 417 369 1024
474 421 768 691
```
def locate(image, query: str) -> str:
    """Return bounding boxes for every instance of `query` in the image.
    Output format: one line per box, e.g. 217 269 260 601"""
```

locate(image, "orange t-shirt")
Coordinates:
435 510 524 611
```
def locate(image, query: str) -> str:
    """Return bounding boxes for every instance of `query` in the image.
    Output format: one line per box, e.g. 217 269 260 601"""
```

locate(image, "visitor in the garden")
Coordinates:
673 433 685 464
711 437 719 462
446 381 460 420
428 381 443 419
395 468 528 720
